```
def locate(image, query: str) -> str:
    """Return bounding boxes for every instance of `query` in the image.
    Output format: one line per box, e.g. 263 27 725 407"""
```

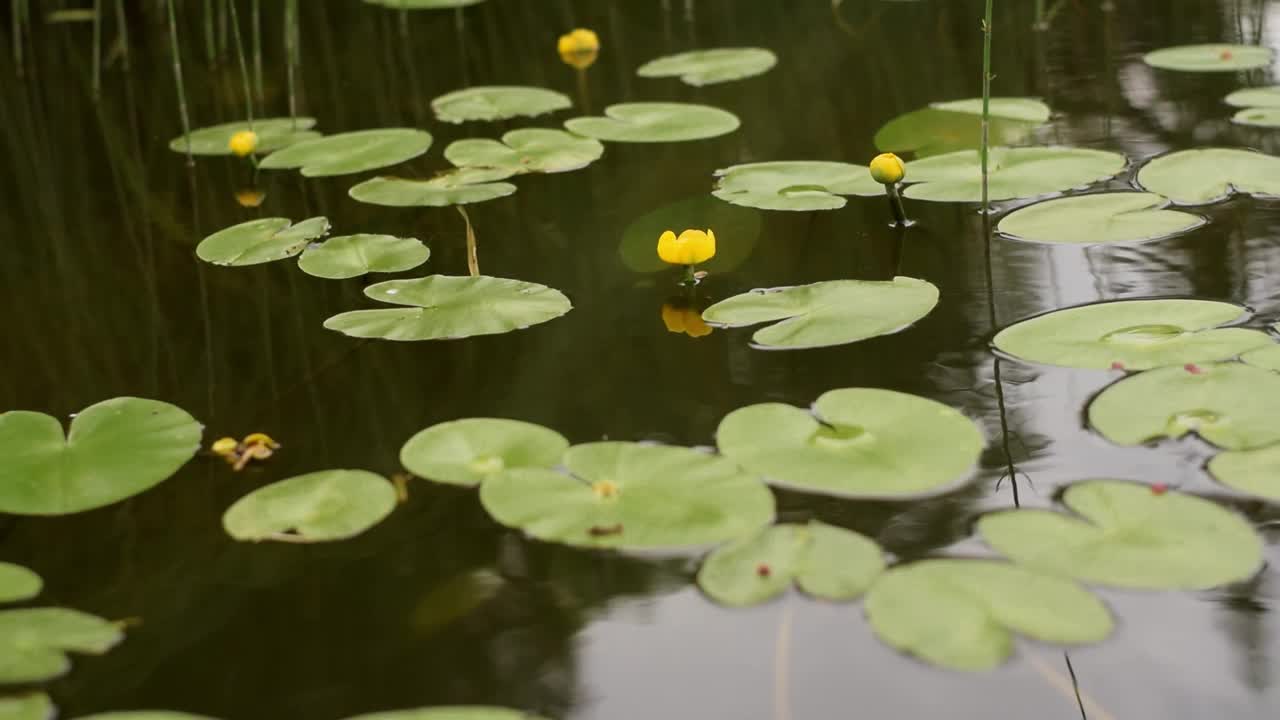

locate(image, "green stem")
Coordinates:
203 0 216 65
285 0 299 128
225 0 253 126
1034 0 1045 29
92 0 102 97
682 265 696 285
114 0 129 71
884 183 908 226
166 0 194 165
251 0 263 111
980 0 994 215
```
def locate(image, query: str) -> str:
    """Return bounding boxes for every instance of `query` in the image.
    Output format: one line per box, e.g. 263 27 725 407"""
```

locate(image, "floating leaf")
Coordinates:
0 564 41 605
929 98 1051 122
77 714 219 720
444 129 604 175
620 196 761 273
702 277 938 349
1225 86 1280 108
342 709 546 720
258 129 432 177
223 470 397 543
196 217 331 267
1232 107 1280 128
0 694 53 720
875 98 1050 158
711 161 882 211
864 559 1113 672
902 146 1126 202
349 169 517 208
324 276 571 342
1209 444 1280 501
1242 344 1280 370
0 398 201 516
297 235 429 280
400 418 569 487
636 47 777 86
0 608 123 684
996 192 1204 244
697 522 884 607
979 481 1264 589
993 299 1269 370
479 442 775 550
565 103 740 143
1143 44 1273 72
432 86 571 124
167 118 320 156
1136 148 1280 204
717 388 982 499
1088 362 1280 450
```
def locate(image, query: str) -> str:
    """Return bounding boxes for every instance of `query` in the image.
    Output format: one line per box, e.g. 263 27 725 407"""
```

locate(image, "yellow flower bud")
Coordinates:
869 153 906 185
211 437 239 458
228 130 259 158
558 28 600 70
656 229 716 267
661 303 713 338
243 432 279 449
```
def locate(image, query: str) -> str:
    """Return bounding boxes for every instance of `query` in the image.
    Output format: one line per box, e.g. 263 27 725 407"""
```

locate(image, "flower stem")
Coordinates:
885 183 908 226
980 0 994 215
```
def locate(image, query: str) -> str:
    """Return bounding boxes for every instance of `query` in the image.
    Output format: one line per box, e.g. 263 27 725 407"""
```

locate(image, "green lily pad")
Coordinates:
1225 86 1280 108
979 480 1264 589
0 608 123 684
717 388 983 499
565 103 740 143
697 522 884 607
223 470 397 543
297 235 429 280
1242 344 1280 370
399 418 569 487
0 397 202 516
711 161 882 211
478 442 775 550
702 276 939 349
0 564 41 604
636 48 777 86
0 694 53 720
349 169 517 208
992 299 1270 370
1088 362 1280 450
1144 44 1273 72
324 275 572 342
167 117 320 156
444 129 604 175
1232 107 1280 128
875 98 1050 158
342 709 545 720
620 195 761 273
902 146 1126 202
258 129 432 177
432 86 571 124
930 98 1051 122
1209 444 1280 501
77 714 219 720
864 559 1113 672
1136 148 1280 204
996 192 1205 244
196 217 331 267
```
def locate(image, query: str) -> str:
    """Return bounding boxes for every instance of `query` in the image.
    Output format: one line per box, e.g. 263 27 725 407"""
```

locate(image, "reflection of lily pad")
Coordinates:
0 564 42 604
697 522 884 607
1089 362 1280 450
223 470 397 543
997 192 1204 244
621 196 761 273
0 694 53 720
980 481 1263 589
875 98 1050 158
343 709 547 720
711 161 882 211
325 276 572 342
258 129 432 177
433 86 571 124
349 169 517 208
1242 344 1280 370
565 103 740 143
0 398 202 516
479 442 775 550
1209 444 1280 501
903 146 1126 202
167 117 319 156
702 277 939 349
865 559 1113 672
197 217 331 266
717 388 983 499
411 570 506 635
298 235 430 280
0 608 124 684
444 129 603 175
1144 44 1273 72
1136 148 1280 204
637 48 777 86
400 418 569 487
993 299 1270 370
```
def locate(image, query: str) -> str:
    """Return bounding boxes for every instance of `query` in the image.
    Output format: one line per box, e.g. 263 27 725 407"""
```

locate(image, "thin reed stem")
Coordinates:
203 0 216 65
92 0 103 97
251 0 263 110
980 0 994 214
285 0 299 127
166 0 194 165
225 0 253 126
13 0 25 77
114 0 129 71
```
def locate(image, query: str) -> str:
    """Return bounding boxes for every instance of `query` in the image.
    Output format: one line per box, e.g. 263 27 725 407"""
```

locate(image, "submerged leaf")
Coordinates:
1136 148 1280 204
197 217 331 266
565 103 740 143
902 146 1126 202
0 564 42 605
997 192 1204 244
445 129 604 175
258 129 432 177
349 169 517 208
712 161 882 211
0 608 124 684
433 86 571 124
875 98 1049 158
1143 43 1273 72
298 235 430 280
637 48 777 86
400 418 569 487
167 118 319 156
223 470 397 543
1209 444 1280 501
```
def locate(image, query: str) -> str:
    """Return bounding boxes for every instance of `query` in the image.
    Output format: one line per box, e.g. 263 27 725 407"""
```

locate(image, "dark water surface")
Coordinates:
3 0 1280 717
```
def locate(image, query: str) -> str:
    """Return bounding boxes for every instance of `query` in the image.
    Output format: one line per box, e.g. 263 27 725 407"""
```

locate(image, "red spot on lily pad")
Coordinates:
756 563 772 578
1151 483 1169 495
1221 50 1235 60
1184 363 1204 375
1110 361 1126 371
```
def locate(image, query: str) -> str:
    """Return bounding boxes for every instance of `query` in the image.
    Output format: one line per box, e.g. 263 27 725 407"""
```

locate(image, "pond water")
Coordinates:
3 0 1280 718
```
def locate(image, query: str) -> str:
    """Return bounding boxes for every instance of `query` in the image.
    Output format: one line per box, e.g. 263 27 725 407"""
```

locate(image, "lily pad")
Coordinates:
258 129 432 177
297 235 430 280
167 117 320 156
711 161 882 211
636 48 777 86
620 195 761 273
717 388 983 499
702 276 939 349
349 169 517 208
996 192 1204 244
324 275 572 342
1088 362 1280 450
444 129 604 175
0 608 123 684
1209 444 1280 501
196 217 331 267
1225 86 1280 108
992 299 1270 370
432 86 571 124
478 442 775 550
399 418 569 487
223 470 397 543
1232 107 1280 128
1242 344 1280 370
875 98 1050 158
0 564 41 605
1143 44 1273 72
979 480 1263 589
0 398 202 516
697 522 884 607
342 710 545 720
0 694 52 720
864 559 1113 672
902 146 1126 202
77 714 219 720
565 103 740 143
1136 148 1280 204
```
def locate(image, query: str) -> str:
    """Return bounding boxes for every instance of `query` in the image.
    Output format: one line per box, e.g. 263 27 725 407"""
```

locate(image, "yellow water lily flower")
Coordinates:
243 432 279 449
869 152 906 184
662 303 713 338
657 229 716 266
228 130 259 157
235 189 265 208
211 437 240 458
558 28 600 70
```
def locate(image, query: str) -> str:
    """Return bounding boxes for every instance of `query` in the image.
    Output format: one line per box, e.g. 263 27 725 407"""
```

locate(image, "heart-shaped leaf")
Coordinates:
297 234 429 280
0 564 41 605
565 103 740 143
712 161 883 211
1209 444 1280 501
902 146 1126 202
1136 148 1280 205
0 694 53 720
0 608 123 684
875 98 1050 158
1242 344 1280 370
637 48 777 86
432 86 571 124
444 129 604 175
258 129 432 177
223 470 397 543
400 418 569 487
167 118 319 156
349 169 517 208
196 217 331 267
996 192 1204 244
1144 43 1273 72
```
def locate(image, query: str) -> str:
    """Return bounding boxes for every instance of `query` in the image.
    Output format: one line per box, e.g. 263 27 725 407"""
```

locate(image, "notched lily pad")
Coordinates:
0 694 53 720
0 607 124 684
637 47 777 86
996 192 1205 244
902 146 1126 202
298 234 430 280
712 161 883 211
565 103 740 143
1144 44 1273 72
875 98 1050 158
197 217 331 266
444 129 604 175
433 86 571 124
167 117 319 156
258 129 432 177
349 169 517 208
223 470 397 543
0 564 42 604
400 418 569 487
1136 148 1280 205
1210 444 1280 501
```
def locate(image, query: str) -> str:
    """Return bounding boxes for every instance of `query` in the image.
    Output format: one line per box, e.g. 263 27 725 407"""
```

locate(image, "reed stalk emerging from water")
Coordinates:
251 0 263 110
114 0 129 71
980 0 994 214
167 0 194 164
225 0 254 126
285 0 299 128
92 0 103 97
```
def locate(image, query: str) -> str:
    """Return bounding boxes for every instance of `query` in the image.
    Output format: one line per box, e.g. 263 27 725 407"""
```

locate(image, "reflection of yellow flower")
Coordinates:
228 130 259 157
662 303 713 337
558 28 600 70
235 189 265 208
657 229 716 266
869 153 905 184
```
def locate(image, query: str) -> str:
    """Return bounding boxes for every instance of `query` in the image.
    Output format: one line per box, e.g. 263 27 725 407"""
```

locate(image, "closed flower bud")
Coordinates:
869 152 906 185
